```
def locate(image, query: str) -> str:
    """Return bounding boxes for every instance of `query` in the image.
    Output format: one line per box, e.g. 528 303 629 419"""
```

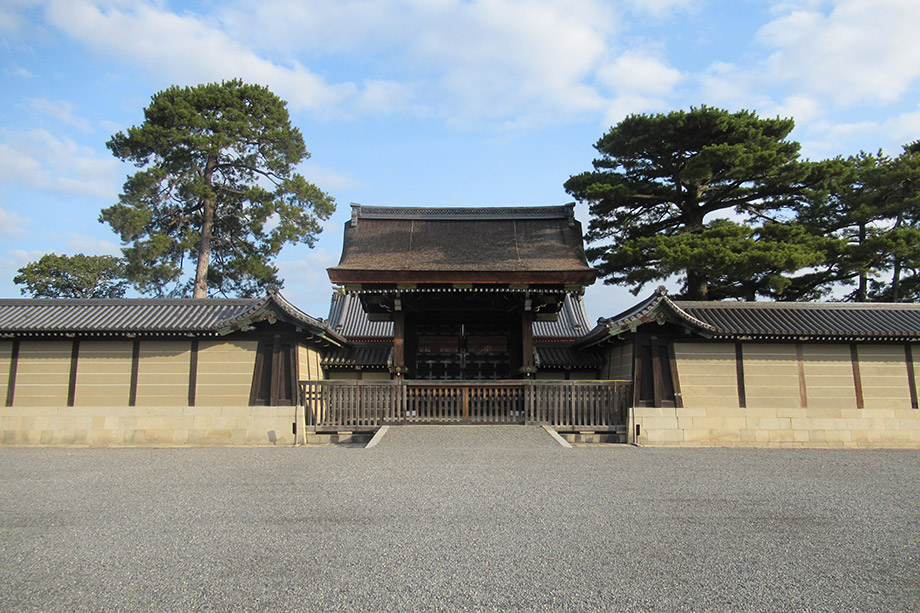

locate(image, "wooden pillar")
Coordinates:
520 310 534 378
392 311 406 380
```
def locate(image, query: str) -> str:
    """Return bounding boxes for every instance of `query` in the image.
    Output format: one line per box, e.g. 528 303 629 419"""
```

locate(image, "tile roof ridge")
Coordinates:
674 300 920 310
349 202 575 221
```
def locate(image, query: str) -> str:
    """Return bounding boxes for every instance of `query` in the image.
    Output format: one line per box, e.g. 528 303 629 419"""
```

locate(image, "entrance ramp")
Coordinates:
367 425 566 449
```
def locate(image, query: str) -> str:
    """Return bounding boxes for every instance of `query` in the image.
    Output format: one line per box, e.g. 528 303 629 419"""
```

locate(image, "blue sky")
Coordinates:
2 0 920 322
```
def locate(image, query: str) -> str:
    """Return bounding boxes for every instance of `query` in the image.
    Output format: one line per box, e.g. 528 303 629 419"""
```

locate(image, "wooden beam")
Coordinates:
328 268 596 286
667 342 683 409
188 340 199 407
392 311 406 379
6 339 19 407
521 310 534 378
796 343 808 409
67 339 80 407
850 344 864 410
650 337 663 408
129 339 140 407
906 344 918 410
735 342 746 409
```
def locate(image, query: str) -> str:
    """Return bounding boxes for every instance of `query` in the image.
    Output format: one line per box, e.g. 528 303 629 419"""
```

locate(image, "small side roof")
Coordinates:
0 289 346 346
577 287 920 346
328 204 596 286
327 290 592 341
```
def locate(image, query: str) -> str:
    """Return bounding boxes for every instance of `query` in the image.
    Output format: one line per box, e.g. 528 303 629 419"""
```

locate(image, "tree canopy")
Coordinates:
14 254 129 299
101 79 334 298
793 146 920 302
565 106 834 300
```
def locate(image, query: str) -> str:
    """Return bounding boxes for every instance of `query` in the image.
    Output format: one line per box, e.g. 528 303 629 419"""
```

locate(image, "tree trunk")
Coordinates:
856 223 867 302
891 259 902 302
193 156 217 299
685 269 708 300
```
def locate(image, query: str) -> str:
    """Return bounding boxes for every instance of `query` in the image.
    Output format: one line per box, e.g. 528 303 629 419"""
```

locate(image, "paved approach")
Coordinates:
2 426 919 611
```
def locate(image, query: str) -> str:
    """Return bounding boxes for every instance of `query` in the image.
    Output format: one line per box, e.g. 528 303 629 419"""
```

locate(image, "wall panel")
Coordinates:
858 345 912 409
802 344 857 409
136 340 192 406
673 343 738 409
743 344 801 409
74 340 133 406
195 340 258 406
13 340 72 406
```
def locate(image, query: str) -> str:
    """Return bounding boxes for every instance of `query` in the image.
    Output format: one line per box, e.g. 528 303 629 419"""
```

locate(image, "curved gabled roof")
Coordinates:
577 287 920 346
0 290 345 346
328 203 596 286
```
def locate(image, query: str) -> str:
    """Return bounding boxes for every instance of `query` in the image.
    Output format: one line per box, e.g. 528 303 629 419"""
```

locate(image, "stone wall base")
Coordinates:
0 404 300 447
632 406 920 448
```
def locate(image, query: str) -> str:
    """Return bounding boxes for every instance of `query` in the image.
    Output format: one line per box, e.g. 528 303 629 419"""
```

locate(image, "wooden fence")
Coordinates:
298 380 631 432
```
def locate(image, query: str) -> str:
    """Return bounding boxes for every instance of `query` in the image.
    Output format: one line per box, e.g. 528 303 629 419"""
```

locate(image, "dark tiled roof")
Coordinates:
328 203 596 284
0 291 345 345
326 291 591 341
533 293 591 338
677 300 920 340
577 287 920 345
321 344 392 368
535 344 605 369
327 292 392 338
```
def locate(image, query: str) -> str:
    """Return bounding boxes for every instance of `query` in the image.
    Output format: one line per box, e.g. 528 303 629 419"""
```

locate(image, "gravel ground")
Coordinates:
1 425 918 612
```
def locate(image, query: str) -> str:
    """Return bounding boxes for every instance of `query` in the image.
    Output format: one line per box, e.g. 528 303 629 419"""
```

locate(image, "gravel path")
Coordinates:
1 426 918 611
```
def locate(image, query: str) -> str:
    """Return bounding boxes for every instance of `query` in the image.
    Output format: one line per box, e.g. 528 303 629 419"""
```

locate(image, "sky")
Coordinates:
2 0 920 323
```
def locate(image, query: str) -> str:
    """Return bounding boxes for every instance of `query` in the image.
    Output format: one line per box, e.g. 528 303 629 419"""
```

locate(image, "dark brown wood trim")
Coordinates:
521 310 534 376
6 339 19 407
667 342 683 409
632 338 643 408
906 344 918 410
269 335 281 407
650 337 664 408
67 339 80 407
249 341 266 406
735 342 746 409
796 343 808 409
188 339 199 407
392 311 406 379
328 268 596 286
129 339 140 407
850 343 864 409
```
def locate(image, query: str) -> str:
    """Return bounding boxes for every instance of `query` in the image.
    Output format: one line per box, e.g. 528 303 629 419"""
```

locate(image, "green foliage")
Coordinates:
101 79 335 298
566 106 819 300
795 147 920 301
14 254 128 299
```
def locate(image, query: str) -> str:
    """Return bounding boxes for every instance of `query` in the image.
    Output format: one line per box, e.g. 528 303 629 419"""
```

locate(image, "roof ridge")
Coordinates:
0 297 260 306
675 300 920 310
350 203 575 221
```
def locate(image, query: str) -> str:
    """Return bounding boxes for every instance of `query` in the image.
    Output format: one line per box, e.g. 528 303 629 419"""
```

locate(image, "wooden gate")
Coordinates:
299 380 631 431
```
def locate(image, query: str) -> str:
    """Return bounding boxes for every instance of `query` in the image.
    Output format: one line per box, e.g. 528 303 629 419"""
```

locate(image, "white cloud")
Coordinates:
758 0 920 105
65 232 122 256
30 98 93 132
0 208 28 236
597 51 682 97
4 65 35 78
627 0 698 18
44 0 353 113
0 129 120 198
299 162 357 192
220 0 621 124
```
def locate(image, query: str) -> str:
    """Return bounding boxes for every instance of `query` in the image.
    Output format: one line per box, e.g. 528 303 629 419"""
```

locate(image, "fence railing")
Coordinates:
299 380 631 432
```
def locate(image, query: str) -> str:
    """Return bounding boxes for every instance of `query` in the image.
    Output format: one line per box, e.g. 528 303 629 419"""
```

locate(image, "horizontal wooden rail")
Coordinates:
299 380 631 432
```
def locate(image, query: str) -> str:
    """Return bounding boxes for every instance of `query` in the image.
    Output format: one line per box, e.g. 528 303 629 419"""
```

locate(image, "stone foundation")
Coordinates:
0 404 299 447
632 405 920 448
